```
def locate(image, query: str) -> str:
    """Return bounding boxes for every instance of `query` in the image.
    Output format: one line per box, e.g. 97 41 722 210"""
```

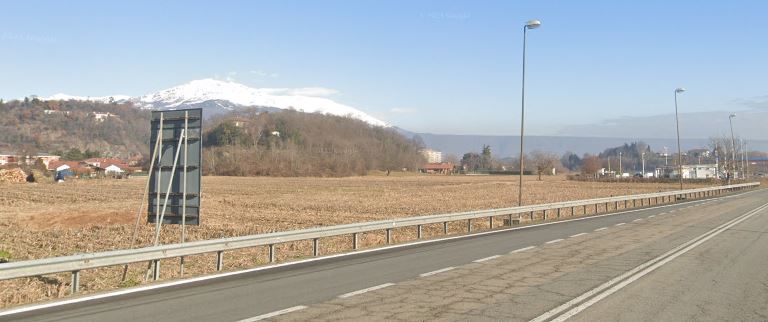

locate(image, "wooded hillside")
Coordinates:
0 98 150 158
201 110 426 176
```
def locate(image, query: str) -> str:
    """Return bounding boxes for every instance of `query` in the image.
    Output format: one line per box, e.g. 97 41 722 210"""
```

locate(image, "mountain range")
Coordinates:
42 79 768 156
46 79 388 127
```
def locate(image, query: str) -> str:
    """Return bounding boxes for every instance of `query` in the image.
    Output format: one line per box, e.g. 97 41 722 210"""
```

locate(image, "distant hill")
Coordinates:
0 98 150 158
409 132 768 158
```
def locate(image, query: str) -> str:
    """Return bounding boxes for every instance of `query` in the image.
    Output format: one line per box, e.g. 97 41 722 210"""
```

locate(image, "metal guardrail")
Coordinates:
0 182 759 294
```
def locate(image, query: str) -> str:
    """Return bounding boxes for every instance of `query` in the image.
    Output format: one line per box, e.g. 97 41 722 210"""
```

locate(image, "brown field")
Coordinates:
0 174 716 308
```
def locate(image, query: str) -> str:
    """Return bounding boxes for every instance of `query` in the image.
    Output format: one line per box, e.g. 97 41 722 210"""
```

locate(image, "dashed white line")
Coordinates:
594 227 608 232
570 233 588 238
546 239 564 244
473 255 501 263
338 283 396 299
615 223 626 226
648 215 656 218
511 246 536 253
633 219 642 222
238 305 308 321
420 267 455 277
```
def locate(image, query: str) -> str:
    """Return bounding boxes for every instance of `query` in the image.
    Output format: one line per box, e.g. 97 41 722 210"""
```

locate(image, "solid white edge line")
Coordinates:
473 255 501 263
569 233 588 238
419 267 455 277
594 227 607 232
0 189 758 317
529 200 768 322
548 202 768 322
546 239 564 244
511 246 537 253
237 305 308 322
338 283 395 299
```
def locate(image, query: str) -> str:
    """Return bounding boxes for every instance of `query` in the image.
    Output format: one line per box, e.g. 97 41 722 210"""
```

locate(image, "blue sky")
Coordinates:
2 1 767 138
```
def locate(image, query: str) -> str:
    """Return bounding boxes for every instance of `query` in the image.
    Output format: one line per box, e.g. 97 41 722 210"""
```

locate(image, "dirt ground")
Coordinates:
0 174 716 308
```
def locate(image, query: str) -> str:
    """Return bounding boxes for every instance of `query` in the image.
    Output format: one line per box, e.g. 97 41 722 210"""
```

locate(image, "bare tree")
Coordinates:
529 151 560 181
581 154 601 177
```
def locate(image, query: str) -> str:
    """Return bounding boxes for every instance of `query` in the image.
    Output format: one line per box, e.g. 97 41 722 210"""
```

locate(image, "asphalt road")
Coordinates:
2 188 766 322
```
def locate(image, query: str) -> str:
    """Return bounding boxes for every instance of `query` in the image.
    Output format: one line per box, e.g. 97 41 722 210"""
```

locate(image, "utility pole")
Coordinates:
641 152 646 178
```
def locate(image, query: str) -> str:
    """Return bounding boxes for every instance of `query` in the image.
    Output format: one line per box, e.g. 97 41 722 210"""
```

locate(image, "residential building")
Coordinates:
419 149 442 163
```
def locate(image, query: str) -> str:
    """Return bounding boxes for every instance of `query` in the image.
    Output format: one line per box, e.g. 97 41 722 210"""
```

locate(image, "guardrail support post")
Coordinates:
216 251 223 271
417 225 423 239
614 201 619 210
529 211 534 221
269 244 276 263
467 219 472 232
71 270 80 294
543 210 546 220
152 260 160 281
353 233 359 250
489 216 494 228
570 207 574 216
557 208 561 218
313 238 320 257
582 205 586 215
595 204 598 214
443 222 449 234
386 229 392 244
508 214 514 226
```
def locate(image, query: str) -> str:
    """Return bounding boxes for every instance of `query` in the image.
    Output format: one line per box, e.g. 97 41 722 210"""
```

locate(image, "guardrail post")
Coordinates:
386 229 392 244
467 219 472 232
489 216 494 228
216 251 223 271
71 270 80 294
557 208 561 218
269 244 276 263
353 233 359 250
529 211 534 221
632 199 636 207
570 206 574 216
614 201 619 210
582 205 586 215
508 214 514 226
443 222 449 234
543 210 546 220
313 238 320 257
595 204 598 214
417 225 423 239
152 259 160 281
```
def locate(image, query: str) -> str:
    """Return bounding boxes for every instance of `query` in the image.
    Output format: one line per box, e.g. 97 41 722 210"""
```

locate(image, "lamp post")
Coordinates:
674 88 685 190
729 113 736 181
518 19 540 206
641 152 645 178
619 152 622 177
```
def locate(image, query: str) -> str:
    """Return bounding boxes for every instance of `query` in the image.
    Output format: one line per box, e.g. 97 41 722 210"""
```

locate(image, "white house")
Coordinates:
104 164 124 175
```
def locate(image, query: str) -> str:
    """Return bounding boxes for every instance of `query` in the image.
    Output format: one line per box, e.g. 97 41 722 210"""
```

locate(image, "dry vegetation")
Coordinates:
0 174 715 308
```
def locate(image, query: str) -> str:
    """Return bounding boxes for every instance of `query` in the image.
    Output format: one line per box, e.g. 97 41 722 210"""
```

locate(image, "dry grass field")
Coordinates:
0 174 716 308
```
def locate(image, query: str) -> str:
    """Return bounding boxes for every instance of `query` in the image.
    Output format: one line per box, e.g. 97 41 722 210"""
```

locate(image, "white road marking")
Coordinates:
615 223 626 226
648 215 656 218
594 227 607 232
0 190 756 318
633 219 642 222
530 200 768 322
570 233 588 238
546 239 564 244
238 305 308 322
511 246 537 253
473 255 501 263
420 267 455 277
338 283 395 299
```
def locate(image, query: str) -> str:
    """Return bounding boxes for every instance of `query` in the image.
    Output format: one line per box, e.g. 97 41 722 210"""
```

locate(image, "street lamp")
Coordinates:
518 19 540 206
619 152 622 177
674 88 685 190
728 113 736 181
641 152 645 178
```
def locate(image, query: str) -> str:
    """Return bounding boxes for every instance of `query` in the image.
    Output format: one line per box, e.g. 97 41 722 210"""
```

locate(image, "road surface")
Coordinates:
2 188 767 321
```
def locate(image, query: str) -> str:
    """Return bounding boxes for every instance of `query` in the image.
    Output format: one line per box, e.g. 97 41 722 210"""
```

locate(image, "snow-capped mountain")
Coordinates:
45 79 388 127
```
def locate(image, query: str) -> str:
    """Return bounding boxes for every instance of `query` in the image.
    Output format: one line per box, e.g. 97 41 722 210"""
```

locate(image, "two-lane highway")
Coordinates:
2 188 766 322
